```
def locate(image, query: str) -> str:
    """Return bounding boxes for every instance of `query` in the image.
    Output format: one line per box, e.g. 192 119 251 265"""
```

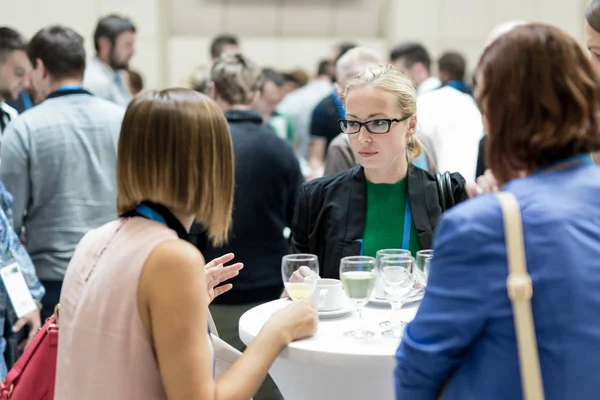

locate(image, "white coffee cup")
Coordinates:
310 278 346 311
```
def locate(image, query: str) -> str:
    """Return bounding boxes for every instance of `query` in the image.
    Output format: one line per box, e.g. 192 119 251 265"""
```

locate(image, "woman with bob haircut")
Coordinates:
395 23 600 400
55 89 317 400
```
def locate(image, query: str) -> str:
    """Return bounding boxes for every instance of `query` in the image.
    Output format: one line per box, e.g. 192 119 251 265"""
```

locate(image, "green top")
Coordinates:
362 178 421 258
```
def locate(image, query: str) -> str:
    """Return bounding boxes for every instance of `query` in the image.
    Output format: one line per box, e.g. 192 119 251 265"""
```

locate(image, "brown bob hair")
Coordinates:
477 23 600 184
117 89 234 246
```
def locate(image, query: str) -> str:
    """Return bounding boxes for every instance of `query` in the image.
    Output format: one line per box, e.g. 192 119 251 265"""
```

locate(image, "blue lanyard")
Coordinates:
134 204 167 225
402 198 412 250
332 89 345 119
56 84 84 92
535 154 594 174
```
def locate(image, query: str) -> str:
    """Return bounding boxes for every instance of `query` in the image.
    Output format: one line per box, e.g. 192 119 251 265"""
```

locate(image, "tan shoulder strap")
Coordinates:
496 192 545 400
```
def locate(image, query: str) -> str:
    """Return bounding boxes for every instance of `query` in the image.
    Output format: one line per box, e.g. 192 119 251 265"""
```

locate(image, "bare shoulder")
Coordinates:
140 239 206 298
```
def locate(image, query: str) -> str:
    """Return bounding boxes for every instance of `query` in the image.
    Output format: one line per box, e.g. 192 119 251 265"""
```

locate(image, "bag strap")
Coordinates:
435 173 448 211
495 192 545 400
443 172 455 208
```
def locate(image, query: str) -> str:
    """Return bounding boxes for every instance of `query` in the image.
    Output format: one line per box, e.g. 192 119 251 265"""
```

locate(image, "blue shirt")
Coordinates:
396 162 600 400
0 182 45 378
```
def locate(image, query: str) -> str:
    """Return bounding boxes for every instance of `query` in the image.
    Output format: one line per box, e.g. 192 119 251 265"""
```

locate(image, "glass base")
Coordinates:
344 329 375 339
382 328 404 338
379 320 392 329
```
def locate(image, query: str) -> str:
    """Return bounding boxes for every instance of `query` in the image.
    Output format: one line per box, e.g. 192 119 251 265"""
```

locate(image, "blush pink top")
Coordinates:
55 218 210 399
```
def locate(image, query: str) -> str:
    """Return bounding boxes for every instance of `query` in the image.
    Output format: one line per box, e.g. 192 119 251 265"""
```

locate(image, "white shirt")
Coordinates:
83 57 131 107
0 102 18 135
417 76 442 96
417 86 483 181
277 79 332 159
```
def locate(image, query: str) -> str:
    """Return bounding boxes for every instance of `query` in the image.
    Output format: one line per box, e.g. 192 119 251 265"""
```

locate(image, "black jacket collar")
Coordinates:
224 109 263 124
45 88 92 101
121 201 190 242
346 163 438 249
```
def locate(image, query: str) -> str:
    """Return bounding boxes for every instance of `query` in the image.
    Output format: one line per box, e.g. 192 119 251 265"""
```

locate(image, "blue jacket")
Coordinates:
396 162 600 400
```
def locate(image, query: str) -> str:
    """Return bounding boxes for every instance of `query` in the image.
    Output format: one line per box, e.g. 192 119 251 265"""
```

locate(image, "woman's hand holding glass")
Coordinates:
282 254 320 301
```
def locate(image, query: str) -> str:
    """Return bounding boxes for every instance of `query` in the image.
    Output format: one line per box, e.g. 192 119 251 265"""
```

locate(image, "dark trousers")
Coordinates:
40 280 62 321
210 302 283 400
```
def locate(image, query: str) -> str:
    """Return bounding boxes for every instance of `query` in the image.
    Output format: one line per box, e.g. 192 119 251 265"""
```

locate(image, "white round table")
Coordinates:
239 299 420 400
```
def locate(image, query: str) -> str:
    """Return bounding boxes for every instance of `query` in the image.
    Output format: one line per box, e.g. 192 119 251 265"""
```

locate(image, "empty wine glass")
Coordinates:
416 249 434 289
375 249 411 300
281 254 319 301
378 255 415 338
340 256 376 338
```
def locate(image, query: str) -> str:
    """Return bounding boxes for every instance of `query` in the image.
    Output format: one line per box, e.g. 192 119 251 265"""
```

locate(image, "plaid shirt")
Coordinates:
0 182 45 378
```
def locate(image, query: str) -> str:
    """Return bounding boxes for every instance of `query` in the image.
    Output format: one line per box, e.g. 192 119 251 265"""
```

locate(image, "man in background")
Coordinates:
277 59 333 175
390 42 441 96
1 25 124 320
253 68 294 145
84 15 136 107
210 34 240 61
309 43 357 178
438 51 471 94
0 27 30 134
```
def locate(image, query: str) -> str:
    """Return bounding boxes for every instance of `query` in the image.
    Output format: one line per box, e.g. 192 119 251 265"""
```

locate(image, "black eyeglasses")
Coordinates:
338 115 412 134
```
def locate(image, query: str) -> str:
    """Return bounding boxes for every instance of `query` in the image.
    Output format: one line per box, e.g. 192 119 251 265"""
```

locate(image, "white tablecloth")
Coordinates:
239 299 420 400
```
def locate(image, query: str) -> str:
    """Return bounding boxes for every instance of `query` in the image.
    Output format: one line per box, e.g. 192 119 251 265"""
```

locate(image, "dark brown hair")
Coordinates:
477 23 600 184
117 89 234 246
27 25 86 80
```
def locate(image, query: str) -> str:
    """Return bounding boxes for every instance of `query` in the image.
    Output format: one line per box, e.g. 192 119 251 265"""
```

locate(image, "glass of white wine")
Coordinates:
340 256 377 339
282 254 319 301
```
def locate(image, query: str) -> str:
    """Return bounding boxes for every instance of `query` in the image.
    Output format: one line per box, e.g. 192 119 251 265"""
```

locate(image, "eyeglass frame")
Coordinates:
338 115 413 134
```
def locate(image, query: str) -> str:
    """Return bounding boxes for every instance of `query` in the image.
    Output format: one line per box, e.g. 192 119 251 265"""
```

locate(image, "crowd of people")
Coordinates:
0 2 599 399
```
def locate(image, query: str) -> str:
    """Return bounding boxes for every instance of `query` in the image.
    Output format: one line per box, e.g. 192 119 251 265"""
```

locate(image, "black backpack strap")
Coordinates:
436 172 448 211
443 172 455 208
436 171 456 211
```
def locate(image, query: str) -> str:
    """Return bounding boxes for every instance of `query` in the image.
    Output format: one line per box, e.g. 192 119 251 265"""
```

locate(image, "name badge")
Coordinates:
0 263 37 318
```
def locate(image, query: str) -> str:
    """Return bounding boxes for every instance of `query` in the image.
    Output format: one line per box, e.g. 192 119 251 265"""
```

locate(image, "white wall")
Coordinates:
1 0 167 89
1 0 591 90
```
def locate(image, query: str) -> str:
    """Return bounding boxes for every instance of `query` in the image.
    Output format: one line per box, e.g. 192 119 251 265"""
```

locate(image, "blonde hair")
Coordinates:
210 53 263 105
343 63 423 161
117 89 234 246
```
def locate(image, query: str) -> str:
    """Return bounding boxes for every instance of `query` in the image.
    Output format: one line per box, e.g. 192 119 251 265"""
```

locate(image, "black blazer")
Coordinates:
291 164 468 279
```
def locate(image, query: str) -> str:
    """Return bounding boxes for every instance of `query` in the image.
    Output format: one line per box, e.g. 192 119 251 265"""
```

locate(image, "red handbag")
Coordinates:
0 306 59 400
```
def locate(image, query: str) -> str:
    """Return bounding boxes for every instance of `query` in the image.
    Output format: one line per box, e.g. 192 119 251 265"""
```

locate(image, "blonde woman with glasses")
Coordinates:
291 64 469 279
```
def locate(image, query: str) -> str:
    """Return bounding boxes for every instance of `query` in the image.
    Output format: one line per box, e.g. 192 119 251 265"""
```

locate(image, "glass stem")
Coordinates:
391 301 402 327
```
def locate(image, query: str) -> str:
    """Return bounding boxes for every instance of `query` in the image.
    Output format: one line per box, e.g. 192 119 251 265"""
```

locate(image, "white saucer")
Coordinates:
318 304 354 319
368 288 424 307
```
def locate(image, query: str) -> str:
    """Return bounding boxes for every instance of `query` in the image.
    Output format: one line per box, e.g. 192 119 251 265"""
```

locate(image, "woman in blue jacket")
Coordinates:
395 23 600 400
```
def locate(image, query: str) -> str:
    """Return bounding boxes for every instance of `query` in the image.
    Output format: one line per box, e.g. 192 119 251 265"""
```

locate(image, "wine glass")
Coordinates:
375 249 411 300
281 254 319 301
339 256 377 338
378 255 415 338
415 249 434 289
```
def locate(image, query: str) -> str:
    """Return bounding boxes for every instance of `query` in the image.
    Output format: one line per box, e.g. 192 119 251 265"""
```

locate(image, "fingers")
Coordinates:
210 263 243 285
205 253 235 270
213 283 233 298
484 169 499 191
12 317 26 333
465 182 483 198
